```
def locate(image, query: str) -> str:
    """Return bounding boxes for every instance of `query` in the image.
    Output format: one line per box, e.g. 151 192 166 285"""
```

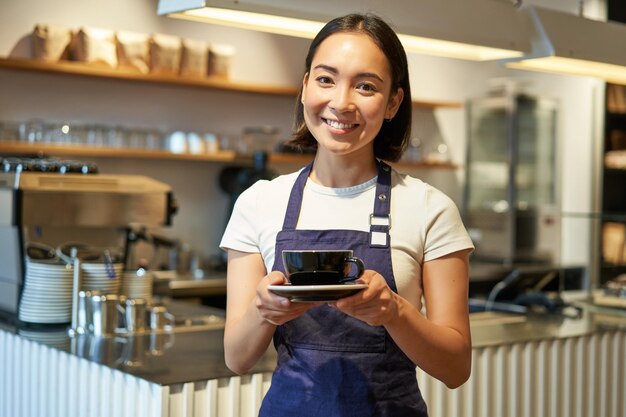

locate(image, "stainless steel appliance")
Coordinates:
0 157 176 316
464 90 560 266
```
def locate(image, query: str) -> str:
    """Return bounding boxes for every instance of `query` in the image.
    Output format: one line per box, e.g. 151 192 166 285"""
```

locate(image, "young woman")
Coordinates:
220 13 474 416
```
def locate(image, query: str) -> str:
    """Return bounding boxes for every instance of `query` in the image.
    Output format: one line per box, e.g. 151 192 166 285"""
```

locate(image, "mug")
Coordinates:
148 305 175 331
282 250 365 285
122 298 147 334
89 293 124 337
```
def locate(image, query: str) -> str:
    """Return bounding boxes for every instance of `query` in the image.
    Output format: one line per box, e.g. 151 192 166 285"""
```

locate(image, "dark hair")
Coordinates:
287 13 412 162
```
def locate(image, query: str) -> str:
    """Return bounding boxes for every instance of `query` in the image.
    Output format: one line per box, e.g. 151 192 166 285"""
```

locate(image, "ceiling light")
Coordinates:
169 6 325 39
157 0 530 61
507 6 626 85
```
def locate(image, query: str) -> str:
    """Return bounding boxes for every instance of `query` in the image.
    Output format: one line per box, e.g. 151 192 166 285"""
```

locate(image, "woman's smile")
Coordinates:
322 117 359 132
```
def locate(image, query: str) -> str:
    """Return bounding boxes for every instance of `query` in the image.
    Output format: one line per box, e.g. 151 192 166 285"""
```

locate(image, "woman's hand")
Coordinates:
255 271 321 326
331 270 398 326
225 250 321 374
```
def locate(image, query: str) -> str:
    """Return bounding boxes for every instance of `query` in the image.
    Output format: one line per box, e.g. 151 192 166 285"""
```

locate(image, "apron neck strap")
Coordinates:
369 160 392 248
372 160 392 218
280 160 393 235
281 162 313 230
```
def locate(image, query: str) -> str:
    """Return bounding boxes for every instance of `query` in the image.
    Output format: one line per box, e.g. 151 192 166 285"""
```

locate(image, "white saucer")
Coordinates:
268 283 367 302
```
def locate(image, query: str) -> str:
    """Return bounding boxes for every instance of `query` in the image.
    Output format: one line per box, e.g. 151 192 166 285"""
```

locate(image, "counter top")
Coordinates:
152 270 227 298
0 299 270 386
469 302 626 347
2 297 626 387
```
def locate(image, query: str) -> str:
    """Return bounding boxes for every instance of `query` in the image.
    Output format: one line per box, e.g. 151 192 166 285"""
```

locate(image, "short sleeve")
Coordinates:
422 188 474 262
219 181 266 254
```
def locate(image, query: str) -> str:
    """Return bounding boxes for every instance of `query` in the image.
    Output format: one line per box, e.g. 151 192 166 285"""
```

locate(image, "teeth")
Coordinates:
326 119 356 129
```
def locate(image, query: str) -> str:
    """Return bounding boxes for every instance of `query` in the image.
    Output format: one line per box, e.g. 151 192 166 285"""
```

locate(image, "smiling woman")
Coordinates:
290 13 413 167
220 13 474 417
299 32 404 173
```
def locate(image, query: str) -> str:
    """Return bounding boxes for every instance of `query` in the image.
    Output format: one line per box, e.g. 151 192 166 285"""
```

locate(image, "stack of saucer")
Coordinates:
121 269 153 304
19 259 73 324
81 262 123 294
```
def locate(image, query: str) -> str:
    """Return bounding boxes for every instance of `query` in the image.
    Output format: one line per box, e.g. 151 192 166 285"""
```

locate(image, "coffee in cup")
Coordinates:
282 250 365 285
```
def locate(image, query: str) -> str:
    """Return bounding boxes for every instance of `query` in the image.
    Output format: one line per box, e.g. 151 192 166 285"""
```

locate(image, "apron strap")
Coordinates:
370 161 392 248
281 162 313 231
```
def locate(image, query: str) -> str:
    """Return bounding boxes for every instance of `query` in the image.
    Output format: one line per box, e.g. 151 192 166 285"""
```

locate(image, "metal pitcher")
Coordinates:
122 298 148 333
89 293 124 337
76 290 102 334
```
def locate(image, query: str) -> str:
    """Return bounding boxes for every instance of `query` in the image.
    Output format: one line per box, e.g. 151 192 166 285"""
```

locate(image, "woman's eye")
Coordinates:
357 83 377 93
316 76 333 85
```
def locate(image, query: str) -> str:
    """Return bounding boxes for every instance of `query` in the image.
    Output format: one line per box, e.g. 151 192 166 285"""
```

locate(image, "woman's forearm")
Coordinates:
223 250 277 375
384 294 472 389
224 298 276 375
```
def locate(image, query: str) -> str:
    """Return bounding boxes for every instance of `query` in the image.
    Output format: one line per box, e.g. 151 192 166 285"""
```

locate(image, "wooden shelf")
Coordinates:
0 57 299 96
411 99 463 109
0 142 458 170
0 142 240 163
0 57 463 108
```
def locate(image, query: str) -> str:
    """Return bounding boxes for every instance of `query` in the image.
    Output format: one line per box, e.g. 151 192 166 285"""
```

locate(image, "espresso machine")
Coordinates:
0 157 177 316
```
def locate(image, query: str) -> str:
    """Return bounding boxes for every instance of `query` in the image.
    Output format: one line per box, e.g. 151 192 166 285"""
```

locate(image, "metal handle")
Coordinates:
68 256 82 336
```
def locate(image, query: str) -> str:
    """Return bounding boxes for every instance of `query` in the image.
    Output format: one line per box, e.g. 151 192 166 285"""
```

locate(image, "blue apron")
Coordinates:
259 160 428 417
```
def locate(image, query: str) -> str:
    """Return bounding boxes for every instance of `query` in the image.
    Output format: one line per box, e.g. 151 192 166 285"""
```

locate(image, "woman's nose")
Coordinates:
329 86 355 113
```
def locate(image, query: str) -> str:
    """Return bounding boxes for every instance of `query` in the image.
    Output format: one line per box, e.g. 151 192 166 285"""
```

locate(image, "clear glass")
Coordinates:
242 126 280 154
19 119 45 143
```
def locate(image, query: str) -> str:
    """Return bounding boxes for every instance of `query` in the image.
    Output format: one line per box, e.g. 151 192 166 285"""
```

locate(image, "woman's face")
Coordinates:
302 32 403 159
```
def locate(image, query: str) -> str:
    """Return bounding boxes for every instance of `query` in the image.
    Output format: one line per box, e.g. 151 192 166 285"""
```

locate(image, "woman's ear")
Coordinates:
385 87 404 120
301 72 310 103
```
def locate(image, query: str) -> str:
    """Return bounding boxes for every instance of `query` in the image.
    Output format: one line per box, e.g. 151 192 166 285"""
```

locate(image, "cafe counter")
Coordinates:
1 297 625 417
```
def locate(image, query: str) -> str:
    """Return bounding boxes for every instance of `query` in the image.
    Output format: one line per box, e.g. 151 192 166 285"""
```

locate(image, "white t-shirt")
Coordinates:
220 166 474 309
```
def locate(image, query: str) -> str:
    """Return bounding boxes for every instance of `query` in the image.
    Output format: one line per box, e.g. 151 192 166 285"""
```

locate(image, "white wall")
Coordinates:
524 0 606 19
0 0 604 273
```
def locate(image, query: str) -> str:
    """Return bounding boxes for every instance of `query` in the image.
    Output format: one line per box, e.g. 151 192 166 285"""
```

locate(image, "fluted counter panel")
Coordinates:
1 302 626 417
